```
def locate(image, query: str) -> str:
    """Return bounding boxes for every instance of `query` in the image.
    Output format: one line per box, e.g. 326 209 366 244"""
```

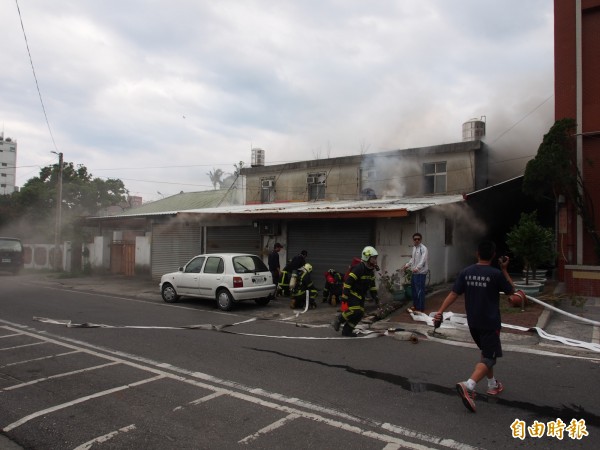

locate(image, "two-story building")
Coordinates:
82 138 491 290
243 140 487 204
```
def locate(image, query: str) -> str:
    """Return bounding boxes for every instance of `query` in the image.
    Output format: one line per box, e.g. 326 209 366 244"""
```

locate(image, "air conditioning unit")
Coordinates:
306 176 316 184
261 179 274 188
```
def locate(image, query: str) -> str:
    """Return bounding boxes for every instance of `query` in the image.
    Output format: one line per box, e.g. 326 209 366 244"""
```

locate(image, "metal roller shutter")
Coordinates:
151 222 202 280
206 226 261 255
287 220 374 290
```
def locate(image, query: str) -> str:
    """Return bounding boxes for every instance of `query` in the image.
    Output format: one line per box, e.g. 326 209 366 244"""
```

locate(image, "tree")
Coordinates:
523 118 600 262
207 168 224 190
1 161 127 242
506 211 555 284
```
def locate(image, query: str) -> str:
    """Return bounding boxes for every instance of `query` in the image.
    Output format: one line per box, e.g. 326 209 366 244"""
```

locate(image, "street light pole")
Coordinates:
52 152 63 271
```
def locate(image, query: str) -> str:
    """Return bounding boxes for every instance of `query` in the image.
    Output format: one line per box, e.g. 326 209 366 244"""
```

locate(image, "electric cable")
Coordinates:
14 0 59 155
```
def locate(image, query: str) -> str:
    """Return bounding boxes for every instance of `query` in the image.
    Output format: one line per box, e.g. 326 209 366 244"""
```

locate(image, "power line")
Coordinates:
14 0 59 154
489 93 554 145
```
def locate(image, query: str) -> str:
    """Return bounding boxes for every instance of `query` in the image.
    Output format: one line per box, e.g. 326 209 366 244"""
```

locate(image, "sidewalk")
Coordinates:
21 273 600 358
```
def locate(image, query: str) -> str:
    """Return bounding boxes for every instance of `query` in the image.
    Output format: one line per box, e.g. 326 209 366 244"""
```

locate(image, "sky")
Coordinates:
1 0 555 203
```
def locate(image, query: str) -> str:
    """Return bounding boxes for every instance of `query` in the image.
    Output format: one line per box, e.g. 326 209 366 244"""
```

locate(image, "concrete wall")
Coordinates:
23 243 64 270
243 142 482 204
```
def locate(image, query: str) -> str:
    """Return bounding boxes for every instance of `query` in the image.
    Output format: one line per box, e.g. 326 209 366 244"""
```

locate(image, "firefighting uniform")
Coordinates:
340 261 378 336
290 269 318 309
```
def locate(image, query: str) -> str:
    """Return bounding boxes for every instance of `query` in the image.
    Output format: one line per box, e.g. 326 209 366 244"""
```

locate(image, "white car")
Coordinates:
159 253 276 311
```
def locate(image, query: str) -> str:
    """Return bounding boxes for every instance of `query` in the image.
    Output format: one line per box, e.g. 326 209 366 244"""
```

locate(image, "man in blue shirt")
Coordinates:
434 240 515 413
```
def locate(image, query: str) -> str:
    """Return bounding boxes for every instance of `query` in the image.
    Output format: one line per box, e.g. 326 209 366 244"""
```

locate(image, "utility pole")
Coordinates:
52 152 63 271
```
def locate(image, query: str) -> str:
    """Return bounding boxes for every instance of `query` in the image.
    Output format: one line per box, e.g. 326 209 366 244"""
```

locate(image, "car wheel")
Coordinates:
161 284 180 303
254 297 270 306
216 289 234 311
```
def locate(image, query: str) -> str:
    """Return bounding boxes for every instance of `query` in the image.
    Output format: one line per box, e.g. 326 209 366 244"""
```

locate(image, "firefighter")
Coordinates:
290 263 318 309
322 269 343 305
332 246 380 337
279 250 308 295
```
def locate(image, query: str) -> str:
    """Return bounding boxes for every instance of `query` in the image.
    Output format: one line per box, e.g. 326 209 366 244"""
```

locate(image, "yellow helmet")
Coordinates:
361 246 378 262
303 263 313 273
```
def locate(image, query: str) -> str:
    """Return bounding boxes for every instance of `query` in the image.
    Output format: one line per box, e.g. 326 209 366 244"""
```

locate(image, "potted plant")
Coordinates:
378 269 405 301
506 211 555 296
401 266 413 300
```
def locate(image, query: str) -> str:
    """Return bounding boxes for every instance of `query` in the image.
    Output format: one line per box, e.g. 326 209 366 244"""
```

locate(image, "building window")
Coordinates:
1 163 7 167
423 162 447 194
307 172 326 201
260 178 275 203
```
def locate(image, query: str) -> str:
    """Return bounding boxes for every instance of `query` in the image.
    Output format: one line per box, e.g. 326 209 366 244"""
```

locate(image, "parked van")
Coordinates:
0 237 24 274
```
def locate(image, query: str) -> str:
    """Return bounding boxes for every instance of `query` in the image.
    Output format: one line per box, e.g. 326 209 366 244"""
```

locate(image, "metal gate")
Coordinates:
287 219 374 290
151 221 203 280
206 226 261 255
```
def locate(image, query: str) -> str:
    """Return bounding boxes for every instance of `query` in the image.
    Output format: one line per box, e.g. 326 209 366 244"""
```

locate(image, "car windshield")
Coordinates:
233 255 268 273
0 239 23 252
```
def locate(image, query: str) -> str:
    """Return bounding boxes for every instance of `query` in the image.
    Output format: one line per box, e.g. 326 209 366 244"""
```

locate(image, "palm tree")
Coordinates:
207 168 224 190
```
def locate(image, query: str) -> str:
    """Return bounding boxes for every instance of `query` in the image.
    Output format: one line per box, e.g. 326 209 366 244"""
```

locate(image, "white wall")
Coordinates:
375 205 478 287
92 235 111 270
135 233 151 272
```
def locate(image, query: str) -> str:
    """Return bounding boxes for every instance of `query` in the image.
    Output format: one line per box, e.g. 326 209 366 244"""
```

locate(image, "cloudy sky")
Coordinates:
2 0 554 202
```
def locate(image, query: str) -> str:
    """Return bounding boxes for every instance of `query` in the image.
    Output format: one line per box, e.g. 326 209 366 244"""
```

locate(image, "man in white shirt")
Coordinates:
404 232 429 312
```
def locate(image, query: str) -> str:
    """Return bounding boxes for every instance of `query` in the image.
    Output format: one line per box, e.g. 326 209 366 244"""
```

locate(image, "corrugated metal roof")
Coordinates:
184 195 463 214
464 175 523 199
91 194 464 220
107 190 236 216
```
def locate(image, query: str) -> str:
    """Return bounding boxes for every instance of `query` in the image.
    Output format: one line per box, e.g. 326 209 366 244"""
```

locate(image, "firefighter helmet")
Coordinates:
303 263 313 273
361 246 378 262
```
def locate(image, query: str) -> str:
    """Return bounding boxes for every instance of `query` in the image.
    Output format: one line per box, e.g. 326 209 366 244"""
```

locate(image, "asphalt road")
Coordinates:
1 274 599 449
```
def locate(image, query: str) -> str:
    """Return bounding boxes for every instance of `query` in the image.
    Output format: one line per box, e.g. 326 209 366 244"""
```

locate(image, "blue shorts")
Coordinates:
469 328 503 359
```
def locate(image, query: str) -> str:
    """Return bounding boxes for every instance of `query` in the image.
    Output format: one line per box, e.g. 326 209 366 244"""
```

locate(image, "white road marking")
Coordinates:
2 361 120 391
2 375 165 432
172 391 225 411
73 424 136 450
0 322 482 449
0 333 21 338
381 423 482 450
0 341 47 351
238 413 300 444
0 350 80 368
